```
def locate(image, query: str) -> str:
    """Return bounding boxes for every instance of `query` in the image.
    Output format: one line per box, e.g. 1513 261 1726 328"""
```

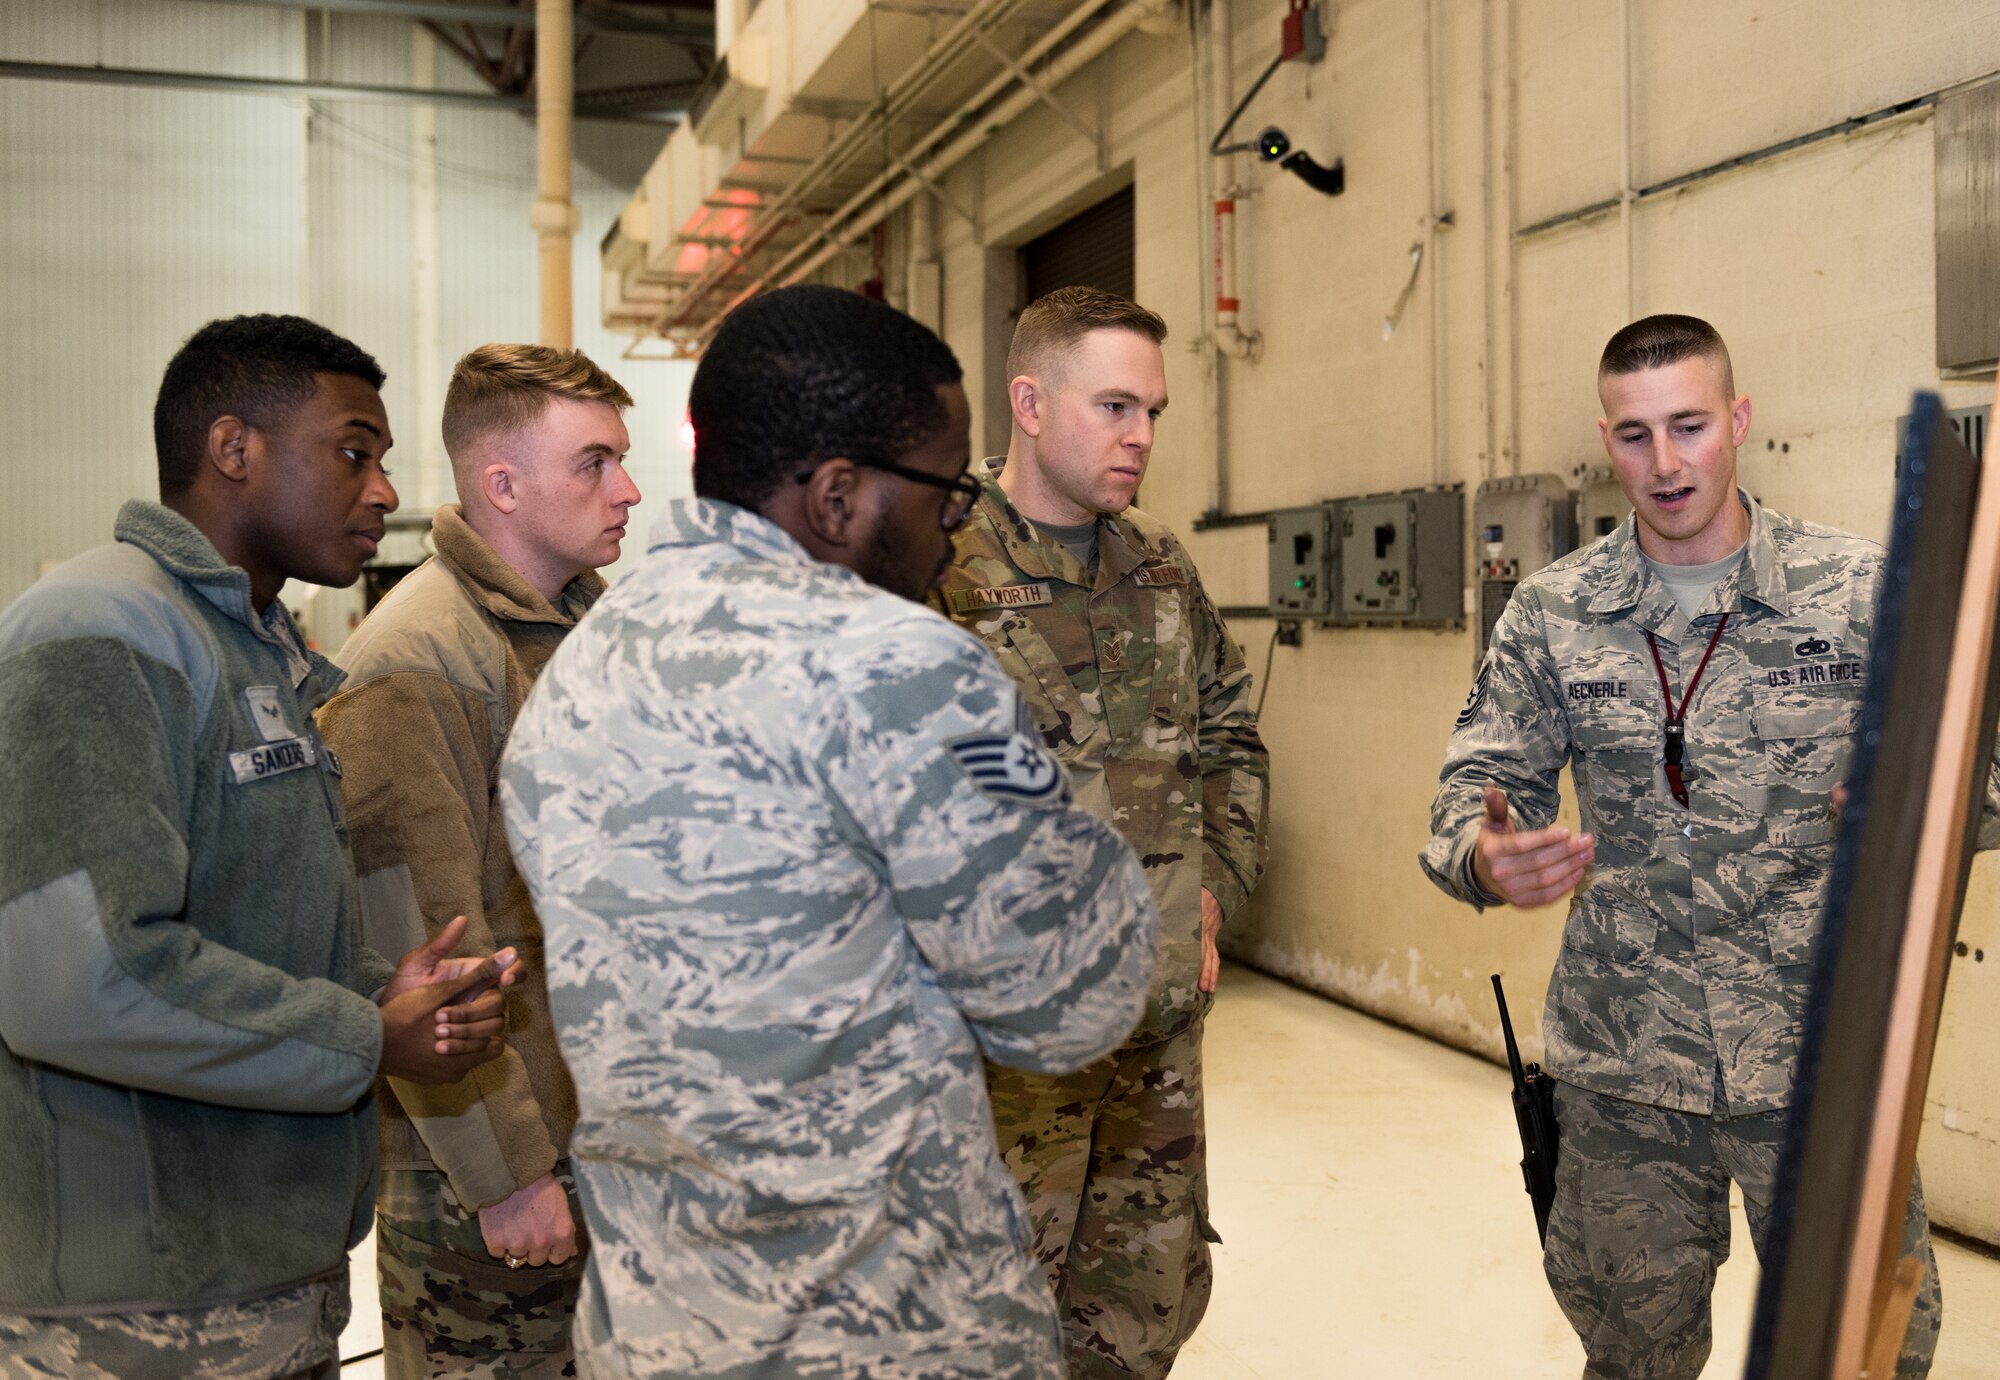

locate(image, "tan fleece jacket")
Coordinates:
318 505 604 1210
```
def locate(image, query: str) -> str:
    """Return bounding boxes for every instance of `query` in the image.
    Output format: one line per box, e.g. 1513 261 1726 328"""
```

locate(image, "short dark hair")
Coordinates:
1006 286 1167 382
690 285 964 511
153 314 386 497
1598 314 1735 396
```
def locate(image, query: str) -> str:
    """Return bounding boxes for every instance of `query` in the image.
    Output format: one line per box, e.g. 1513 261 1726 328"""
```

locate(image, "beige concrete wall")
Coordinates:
924 0 2000 1241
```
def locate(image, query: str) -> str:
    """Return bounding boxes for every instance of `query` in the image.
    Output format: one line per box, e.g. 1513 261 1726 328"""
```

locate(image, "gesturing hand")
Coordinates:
480 1172 579 1270
1470 786 1595 908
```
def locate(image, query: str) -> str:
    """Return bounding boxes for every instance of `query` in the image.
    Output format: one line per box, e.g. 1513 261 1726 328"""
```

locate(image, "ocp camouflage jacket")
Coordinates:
938 458 1271 1044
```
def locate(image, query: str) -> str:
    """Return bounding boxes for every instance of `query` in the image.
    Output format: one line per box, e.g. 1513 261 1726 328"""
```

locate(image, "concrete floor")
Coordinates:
338 963 2000 1377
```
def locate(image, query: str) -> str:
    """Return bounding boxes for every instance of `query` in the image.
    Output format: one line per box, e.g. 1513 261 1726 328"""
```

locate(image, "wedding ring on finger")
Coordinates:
506 1254 526 1270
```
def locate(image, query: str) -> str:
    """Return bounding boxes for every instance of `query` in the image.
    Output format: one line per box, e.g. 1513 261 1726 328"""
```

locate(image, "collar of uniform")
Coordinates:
431 503 604 628
1092 513 1162 594
647 496 820 570
1585 488 1787 624
114 499 344 691
972 456 1096 587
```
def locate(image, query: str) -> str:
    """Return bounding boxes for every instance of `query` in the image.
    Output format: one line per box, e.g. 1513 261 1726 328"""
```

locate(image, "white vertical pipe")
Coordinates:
1209 0 1255 361
1425 0 1446 486
1503 0 1521 474
534 0 575 348
1479 0 1499 481
411 26 444 510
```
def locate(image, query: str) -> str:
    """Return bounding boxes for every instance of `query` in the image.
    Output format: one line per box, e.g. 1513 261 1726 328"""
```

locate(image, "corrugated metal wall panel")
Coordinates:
0 0 694 608
0 1 308 606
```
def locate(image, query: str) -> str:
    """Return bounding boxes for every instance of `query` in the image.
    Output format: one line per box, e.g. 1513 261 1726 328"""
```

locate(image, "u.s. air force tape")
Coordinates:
946 731 1067 805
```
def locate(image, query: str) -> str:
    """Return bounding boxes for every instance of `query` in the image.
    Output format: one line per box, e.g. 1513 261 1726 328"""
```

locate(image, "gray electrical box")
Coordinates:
1267 504 1335 617
1330 486 1462 626
1937 80 2000 373
1474 474 1575 657
1895 403 1988 464
1574 465 1630 544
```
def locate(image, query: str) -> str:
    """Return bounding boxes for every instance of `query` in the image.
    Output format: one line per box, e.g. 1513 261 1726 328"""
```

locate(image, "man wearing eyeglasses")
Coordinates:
498 285 1160 1379
935 287 1271 1380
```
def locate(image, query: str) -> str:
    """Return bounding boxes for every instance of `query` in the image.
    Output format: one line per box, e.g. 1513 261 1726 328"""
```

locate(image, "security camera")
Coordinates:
1255 125 1345 197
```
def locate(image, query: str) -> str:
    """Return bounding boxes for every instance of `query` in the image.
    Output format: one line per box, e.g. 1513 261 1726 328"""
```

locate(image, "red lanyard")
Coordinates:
1644 614 1731 809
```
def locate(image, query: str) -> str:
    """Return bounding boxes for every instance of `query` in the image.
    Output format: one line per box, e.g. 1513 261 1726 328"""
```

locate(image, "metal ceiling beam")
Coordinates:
0 59 685 123
193 0 714 43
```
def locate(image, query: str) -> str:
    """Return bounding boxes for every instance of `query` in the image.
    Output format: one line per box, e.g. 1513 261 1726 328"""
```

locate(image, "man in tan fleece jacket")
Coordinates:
318 344 641 1378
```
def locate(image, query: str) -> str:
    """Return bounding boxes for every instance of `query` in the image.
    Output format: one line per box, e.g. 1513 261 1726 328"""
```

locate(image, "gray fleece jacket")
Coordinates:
0 500 396 1312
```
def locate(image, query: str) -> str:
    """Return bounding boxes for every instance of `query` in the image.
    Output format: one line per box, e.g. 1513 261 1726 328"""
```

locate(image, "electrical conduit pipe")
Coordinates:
1209 0 1257 360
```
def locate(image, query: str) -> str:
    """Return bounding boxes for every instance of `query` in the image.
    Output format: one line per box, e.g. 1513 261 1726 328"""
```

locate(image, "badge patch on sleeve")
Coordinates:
947 732 1067 805
1456 663 1492 729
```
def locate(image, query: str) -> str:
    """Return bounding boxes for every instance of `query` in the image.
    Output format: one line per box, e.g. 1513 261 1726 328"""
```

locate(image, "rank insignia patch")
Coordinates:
946 732 1067 805
1456 662 1492 729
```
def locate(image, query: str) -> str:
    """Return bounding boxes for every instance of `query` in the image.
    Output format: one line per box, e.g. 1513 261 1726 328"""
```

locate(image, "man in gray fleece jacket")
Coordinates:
0 315 519 1379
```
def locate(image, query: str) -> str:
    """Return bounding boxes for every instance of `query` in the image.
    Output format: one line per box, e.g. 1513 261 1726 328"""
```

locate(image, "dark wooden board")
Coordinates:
1748 394 1980 1378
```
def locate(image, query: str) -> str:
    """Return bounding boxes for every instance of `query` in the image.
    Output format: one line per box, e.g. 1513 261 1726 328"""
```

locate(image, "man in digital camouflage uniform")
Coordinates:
320 344 642 1376
937 287 1270 1379
0 315 516 1380
499 285 1161 1379
1422 313 2000 1379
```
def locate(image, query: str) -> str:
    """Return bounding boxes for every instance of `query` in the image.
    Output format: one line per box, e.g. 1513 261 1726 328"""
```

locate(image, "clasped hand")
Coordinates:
377 914 522 1084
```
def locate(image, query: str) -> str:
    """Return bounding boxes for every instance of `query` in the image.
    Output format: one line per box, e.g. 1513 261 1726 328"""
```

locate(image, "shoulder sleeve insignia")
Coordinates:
1455 662 1492 730
1133 565 1189 588
946 730 1068 806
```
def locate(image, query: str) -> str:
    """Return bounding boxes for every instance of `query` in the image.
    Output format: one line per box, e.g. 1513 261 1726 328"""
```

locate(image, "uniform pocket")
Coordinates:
1566 695 1662 846
1750 681 1861 848
1561 891 1658 966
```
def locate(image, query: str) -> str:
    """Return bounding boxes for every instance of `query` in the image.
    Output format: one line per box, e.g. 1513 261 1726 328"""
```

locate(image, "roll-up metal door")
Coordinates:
1022 185 1135 305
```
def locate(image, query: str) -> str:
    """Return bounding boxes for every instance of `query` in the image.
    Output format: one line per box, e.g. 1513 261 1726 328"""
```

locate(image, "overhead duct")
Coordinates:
705 0 1170 340
608 0 1173 348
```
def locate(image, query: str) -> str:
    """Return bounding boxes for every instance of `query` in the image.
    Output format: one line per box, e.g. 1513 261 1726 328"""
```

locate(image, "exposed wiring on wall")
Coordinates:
1255 624 1281 718
1208 51 1286 156
1383 240 1424 340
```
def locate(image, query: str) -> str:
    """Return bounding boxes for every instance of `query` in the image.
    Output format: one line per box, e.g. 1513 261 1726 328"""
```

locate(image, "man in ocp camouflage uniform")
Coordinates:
1422 314 2000 1379
500 285 1160 1379
937 287 1270 1379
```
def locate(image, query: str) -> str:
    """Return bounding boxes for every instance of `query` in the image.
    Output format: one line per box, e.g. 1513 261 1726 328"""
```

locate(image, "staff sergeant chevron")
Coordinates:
946 732 1068 806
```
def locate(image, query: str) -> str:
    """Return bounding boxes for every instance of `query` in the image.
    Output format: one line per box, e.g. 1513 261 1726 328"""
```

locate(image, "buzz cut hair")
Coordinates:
442 343 633 461
1598 314 1736 398
1005 286 1167 383
153 314 385 498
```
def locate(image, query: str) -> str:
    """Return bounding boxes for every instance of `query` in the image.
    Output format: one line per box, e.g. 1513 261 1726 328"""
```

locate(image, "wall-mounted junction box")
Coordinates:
1474 474 1575 658
1268 504 1335 618
1574 465 1630 545
1331 487 1462 627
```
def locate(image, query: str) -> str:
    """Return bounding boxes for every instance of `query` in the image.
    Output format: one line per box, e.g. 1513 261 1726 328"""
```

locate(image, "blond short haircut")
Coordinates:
1005 286 1167 383
442 343 633 459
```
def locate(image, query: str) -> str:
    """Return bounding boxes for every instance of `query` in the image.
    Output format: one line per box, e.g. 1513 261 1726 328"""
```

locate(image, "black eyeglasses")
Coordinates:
796 458 981 532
